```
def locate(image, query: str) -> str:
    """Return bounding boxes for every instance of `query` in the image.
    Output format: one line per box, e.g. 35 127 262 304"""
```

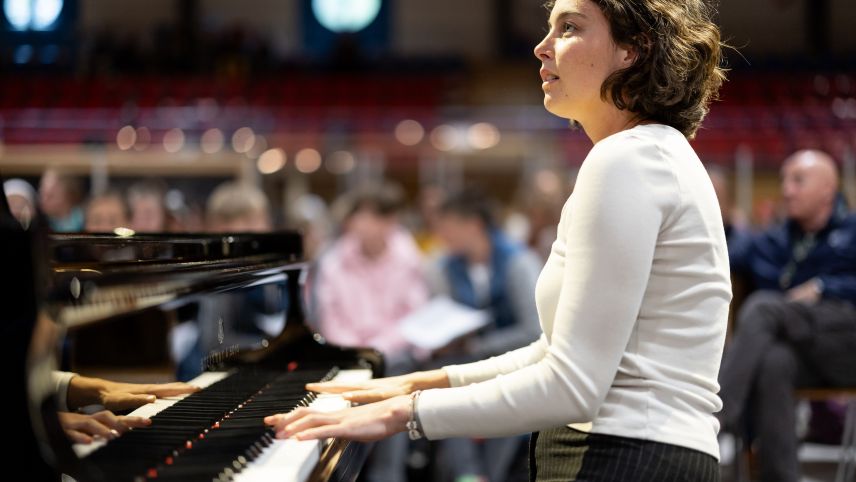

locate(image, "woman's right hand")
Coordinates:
306 369 450 404
58 411 151 444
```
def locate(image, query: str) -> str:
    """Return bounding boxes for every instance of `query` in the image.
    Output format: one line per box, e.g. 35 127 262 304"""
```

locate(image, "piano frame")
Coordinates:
18 230 384 482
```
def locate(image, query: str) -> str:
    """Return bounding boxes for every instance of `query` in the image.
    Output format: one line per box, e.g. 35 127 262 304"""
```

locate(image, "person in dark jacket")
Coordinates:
719 149 856 482
427 189 542 482
429 189 542 363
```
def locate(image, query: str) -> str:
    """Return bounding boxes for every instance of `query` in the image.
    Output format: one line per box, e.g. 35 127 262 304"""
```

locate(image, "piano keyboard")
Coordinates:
70 366 372 482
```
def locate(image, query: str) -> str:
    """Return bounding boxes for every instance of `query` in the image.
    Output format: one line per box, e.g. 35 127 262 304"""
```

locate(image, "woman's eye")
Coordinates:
562 23 576 34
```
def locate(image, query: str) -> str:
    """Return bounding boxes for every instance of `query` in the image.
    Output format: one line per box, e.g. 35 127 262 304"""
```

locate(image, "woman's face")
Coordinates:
533 0 633 124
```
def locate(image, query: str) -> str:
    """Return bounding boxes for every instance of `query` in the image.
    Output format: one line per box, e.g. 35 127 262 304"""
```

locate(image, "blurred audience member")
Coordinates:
285 193 333 332
708 165 753 256
753 196 785 229
3 178 38 229
708 166 754 337
288 193 333 261
84 191 130 233
412 183 447 257
315 183 428 482
206 181 271 232
316 183 428 363
173 181 281 382
507 172 566 262
431 189 542 360
128 179 168 232
164 189 205 233
719 150 856 482
428 189 541 482
39 167 85 232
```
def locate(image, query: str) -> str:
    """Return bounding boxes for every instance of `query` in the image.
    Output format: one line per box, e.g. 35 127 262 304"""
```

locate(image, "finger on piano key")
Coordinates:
71 371 232 458
265 375 360 430
237 369 371 481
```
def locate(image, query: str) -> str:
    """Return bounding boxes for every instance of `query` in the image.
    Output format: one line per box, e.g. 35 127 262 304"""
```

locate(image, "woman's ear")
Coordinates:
618 34 650 68
616 45 636 68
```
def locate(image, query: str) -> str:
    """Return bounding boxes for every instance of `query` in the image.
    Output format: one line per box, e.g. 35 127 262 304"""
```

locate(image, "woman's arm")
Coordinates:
272 139 677 442
304 335 549 405
443 335 548 387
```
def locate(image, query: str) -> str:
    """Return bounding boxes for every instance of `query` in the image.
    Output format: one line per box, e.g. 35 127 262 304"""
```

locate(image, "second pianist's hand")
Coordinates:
66 375 201 412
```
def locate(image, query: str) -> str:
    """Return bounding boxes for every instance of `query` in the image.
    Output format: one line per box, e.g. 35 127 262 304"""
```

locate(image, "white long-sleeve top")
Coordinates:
417 124 732 458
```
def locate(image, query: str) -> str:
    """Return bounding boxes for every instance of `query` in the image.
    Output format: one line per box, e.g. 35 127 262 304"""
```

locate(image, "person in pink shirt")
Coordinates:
316 183 428 364
314 183 428 482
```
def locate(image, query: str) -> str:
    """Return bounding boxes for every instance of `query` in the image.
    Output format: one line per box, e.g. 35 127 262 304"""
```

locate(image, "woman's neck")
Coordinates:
581 107 649 144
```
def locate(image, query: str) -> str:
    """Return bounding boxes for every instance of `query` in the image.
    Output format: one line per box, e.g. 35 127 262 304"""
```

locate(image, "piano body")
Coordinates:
8 222 384 482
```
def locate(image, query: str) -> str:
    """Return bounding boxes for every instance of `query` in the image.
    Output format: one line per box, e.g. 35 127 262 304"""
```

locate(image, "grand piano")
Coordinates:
4 200 384 481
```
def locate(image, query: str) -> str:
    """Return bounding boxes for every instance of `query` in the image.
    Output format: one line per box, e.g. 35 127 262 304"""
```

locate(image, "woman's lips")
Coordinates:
540 68 560 87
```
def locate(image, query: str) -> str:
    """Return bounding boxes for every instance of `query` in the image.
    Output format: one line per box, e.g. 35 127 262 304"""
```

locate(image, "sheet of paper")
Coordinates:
399 296 489 350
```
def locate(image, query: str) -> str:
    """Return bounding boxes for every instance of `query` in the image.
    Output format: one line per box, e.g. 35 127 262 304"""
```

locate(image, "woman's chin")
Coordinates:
542 95 557 112
542 98 572 120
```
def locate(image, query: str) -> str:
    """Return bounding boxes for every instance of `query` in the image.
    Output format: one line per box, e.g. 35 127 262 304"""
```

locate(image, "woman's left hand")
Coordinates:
264 395 412 442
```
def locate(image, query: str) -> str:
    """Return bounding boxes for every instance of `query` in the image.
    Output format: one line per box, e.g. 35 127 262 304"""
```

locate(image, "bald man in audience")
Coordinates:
719 150 856 482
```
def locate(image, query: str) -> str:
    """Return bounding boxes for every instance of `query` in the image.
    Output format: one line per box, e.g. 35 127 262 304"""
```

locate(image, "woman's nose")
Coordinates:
534 37 553 61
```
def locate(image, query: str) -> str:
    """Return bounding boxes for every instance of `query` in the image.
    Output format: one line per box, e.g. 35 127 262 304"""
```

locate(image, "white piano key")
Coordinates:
235 438 320 482
233 368 372 482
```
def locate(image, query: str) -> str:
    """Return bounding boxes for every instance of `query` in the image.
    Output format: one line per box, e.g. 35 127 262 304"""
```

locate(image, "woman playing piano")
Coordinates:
267 0 731 479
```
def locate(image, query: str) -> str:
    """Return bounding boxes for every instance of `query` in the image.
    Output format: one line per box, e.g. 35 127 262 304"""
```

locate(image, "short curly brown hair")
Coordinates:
544 0 726 139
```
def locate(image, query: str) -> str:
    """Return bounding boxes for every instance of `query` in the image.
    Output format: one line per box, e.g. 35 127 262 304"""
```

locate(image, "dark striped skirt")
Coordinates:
529 426 719 482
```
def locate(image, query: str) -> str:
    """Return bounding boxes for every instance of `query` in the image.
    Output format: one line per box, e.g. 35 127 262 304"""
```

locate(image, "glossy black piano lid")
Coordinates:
47 231 308 327
51 231 303 265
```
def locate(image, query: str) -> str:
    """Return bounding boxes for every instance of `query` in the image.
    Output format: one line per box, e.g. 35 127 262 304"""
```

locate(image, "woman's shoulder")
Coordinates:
582 124 682 185
576 124 684 214
588 124 684 162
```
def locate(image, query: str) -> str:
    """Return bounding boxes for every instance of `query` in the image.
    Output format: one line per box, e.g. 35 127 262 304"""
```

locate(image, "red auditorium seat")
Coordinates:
0 72 850 153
